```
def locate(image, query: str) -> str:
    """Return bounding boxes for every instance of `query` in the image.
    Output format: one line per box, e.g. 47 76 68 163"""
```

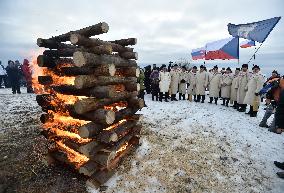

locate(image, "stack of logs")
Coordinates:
35 22 144 186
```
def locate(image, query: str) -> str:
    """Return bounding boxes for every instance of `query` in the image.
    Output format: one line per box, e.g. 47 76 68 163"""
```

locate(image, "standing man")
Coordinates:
188 66 197 102
150 67 160 101
236 64 249 112
170 64 180 101
178 66 188 100
243 65 265 117
220 67 233 106
196 65 208 103
208 66 222 105
230 68 240 109
159 65 171 102
144 65 152 94
137 68 147 107
0 61 7 88
6 60 21 94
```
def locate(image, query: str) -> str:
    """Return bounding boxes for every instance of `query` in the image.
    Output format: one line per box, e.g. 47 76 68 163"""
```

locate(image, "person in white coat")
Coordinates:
221 67 233 106
159 65 171 102
0 61 7 88
236 64 249 112
178 66 188 100
208 66 222 105
243 65 265 117
195 65 208 103
170 64 180 101
188 66 197 101
230 68 240 109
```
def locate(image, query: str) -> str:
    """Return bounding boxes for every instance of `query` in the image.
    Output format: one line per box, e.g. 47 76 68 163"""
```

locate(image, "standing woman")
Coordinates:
187 66 198 102
159 65 171 102
22 59 33 93
6 60 21 94
208 65 222 105
230 68 240 108
221 67 233 106
150 67 160 101
178 66 188 100
195 65 208 103
137 68 147 107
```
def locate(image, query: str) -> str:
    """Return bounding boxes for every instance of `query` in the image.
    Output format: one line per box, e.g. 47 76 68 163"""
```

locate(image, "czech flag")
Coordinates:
191 47 205 60
228 17 281 43
205 37 239 60
240 40 255 48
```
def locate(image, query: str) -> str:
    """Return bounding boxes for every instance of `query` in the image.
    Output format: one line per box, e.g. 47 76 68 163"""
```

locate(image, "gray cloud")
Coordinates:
0 0 283 74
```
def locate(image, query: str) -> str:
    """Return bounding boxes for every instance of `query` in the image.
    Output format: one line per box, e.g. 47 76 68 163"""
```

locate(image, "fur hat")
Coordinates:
193 66 197 69
252 65 260 70
226 67 232 72
242 64 248 68
236 68 240 71
272 70 278 74
213 65 218 69
200 65 205 69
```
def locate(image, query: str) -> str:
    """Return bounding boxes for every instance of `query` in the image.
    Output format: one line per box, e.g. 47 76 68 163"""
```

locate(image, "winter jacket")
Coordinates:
6 65 21 82
159 71 171 93
196 71 208 95
230 75 239 101
0 65 6 76
179 71 188 94
188 71 197 95
209 72 222 98
137 69 145 90
170 70 180 94
22 59 32 83
221 73 233 98
150 70 160 95
236 71 249 104
243 72 265 106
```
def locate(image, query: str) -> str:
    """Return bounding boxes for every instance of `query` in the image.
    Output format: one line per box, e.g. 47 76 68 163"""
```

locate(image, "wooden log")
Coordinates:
74 75 137 89
50 22 109 42
43 49 75 57
125 82 140 92
119 52 138 60
37 38 77 49
78 109 115 125
96 120 137 143
79 161 99 177
114 108 139 122
70 34 133 53
38 76 53 85
74 93 131 114
73 51 137 68
57 64 115 76
87 169 115 186
127 98 145 109
37 55 73 68
116 67 140 77
110 38 137 46
78 122 105 138
36 94 52 107
40 113 54 124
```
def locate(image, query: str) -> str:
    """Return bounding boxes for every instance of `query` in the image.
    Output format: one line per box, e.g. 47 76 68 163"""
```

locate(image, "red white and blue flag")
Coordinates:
205 37 239 60
228 17 281 43
191 47 205 60
240 40 255 48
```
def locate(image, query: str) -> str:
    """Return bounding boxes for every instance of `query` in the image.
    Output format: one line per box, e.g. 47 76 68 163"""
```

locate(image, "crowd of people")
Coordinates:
138 62 284 178
0 59 33 94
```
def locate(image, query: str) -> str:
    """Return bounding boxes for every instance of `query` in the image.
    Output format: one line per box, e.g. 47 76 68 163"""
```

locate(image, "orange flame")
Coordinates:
104 119 127 131
104 101 128 112
116 142 129 154
56 141 89 169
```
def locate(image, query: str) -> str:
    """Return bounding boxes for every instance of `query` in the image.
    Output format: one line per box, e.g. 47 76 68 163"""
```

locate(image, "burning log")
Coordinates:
127 97 145 109
73 51 137 68
87 169 115 186
75 109 116 125
70 34 134 53
38 76 53 85
50 22 109 42
79 161 99 176
96 120 137 143
114 107 140 122
110 38 137 46
40 113 54 124
78 122 105 138
74 75 137 89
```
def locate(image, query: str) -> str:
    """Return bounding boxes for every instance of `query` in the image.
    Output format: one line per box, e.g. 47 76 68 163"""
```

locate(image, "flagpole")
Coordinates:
247 43 263 64
238 37 240 65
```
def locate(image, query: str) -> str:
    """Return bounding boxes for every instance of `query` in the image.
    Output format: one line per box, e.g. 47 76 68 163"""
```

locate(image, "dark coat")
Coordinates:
150 70 160 95
6 65 21 82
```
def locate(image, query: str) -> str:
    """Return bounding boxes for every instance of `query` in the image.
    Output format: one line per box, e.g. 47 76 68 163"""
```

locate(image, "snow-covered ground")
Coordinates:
1 88 284 193
89 94 284 193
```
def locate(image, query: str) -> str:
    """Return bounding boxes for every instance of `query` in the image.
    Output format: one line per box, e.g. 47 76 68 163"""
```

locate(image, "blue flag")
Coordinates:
228 17 281 43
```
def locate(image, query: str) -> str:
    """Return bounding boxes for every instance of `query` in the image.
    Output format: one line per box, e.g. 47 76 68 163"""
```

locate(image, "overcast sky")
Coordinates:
0 0 283 74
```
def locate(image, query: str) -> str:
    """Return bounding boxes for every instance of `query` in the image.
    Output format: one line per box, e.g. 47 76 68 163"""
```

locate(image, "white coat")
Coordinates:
0 65 6 76
221 73 233 98
159 71 171 93
209 72 222 98
243 72 265 106
196 71 208 95
230 75 239 101
236 71 249 104
179 71 188 94
170 70 180 94
188 71 197 95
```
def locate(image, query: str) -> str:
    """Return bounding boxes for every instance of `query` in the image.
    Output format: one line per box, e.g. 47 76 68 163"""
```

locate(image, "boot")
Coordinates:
277 172 284 179
152 95 154 101
172 94 178 101
193 95 197 101
274 161 284 170
179 93 182 100
165 92 169 102
250 111 257 117
182 94 185 100
226 99 229 107
196 95 201 102
246 106 253 115
156 95 159 101
159 92 163 102
221 98 226 106
214 98 218 105
201 95 205 103
238 104 246 112
208 97 213 104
